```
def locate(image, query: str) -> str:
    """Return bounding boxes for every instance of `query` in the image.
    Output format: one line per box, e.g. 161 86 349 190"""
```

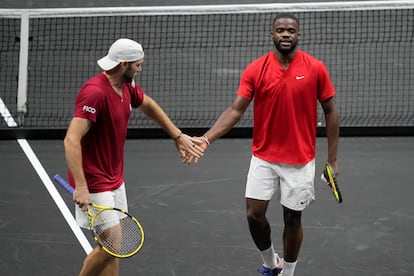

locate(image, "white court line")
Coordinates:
0 97 93 255
0 97 18 127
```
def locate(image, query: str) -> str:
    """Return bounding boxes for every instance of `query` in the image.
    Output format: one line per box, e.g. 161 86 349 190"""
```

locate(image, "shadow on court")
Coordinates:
0 137 413 276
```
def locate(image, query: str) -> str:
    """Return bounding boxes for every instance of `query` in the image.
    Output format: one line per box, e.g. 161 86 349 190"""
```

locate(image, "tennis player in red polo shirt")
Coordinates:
193 13 339 276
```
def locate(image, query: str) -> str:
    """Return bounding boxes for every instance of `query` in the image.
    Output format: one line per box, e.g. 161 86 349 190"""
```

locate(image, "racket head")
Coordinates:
322 163 343 203
53 174 145 257
89 205 144 258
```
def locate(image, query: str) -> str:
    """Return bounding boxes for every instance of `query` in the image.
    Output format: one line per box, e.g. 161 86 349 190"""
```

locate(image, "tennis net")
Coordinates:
0 1 413 137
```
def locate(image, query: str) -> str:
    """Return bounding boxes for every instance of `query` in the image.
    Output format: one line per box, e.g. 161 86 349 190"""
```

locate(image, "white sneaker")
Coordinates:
275 253 283 275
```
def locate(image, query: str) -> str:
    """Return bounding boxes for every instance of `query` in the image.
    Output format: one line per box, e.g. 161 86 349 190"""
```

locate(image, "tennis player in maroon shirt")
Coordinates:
64 38 204 276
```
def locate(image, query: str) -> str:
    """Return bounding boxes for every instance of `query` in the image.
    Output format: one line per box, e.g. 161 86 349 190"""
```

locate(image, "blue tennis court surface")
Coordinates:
1 137 413 275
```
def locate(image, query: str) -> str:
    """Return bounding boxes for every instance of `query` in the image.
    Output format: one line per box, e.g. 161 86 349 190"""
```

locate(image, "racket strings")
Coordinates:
92 210 143 257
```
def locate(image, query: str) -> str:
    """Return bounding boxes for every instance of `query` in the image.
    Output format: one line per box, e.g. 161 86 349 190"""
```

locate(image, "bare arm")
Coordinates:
203 95 250 144
139 94 203 158
183 95 250 164
321 96 340 174
64 117 91 210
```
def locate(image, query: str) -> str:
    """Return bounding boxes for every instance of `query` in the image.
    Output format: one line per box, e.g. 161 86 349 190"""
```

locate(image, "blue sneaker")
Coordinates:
258 266 283 276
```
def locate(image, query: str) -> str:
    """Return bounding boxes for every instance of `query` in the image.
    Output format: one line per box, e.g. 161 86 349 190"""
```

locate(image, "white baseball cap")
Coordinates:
97 38 145 71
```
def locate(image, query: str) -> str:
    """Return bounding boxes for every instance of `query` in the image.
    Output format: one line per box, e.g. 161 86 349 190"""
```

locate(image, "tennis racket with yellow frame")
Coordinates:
53 174 144 258
321 162 343 203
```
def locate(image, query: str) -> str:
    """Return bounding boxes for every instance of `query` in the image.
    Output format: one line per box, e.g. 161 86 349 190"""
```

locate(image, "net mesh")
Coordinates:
0 3 413 130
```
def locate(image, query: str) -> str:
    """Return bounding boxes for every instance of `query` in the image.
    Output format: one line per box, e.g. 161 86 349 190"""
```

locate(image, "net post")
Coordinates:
17 10 29 127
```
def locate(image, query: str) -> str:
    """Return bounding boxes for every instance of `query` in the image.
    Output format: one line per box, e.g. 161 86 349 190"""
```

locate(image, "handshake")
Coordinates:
172 133 211 164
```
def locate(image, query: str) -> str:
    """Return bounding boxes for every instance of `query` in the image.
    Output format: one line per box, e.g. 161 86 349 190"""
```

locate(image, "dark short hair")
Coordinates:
273 13 299 26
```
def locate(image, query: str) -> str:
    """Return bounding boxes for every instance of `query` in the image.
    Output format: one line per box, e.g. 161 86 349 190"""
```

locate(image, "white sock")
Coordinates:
281 260 297 276
259 243 277 269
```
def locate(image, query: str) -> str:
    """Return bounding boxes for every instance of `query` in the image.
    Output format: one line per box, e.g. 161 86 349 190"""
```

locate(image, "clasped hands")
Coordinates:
174 134 209 164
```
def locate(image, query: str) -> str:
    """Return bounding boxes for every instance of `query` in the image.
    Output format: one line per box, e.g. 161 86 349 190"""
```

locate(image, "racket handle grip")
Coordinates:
53 174 75 195
321 173 328 183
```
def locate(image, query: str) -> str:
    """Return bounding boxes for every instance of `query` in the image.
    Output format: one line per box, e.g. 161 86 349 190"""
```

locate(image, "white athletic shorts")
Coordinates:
245 156 315 211
75 183 128 229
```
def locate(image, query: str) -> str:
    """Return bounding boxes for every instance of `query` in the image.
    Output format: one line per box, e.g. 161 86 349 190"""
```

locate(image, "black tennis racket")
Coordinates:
321 163 343 203
53 174 144 258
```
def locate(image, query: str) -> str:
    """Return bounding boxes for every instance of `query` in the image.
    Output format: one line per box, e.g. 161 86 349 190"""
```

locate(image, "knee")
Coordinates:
96 247 116 263
283 208 302 228
246 208 265 225
246 199 268 225
246 209 255 222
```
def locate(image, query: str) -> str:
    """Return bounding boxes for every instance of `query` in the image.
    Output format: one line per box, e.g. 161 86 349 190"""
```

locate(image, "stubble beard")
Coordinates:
274 40 298 55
